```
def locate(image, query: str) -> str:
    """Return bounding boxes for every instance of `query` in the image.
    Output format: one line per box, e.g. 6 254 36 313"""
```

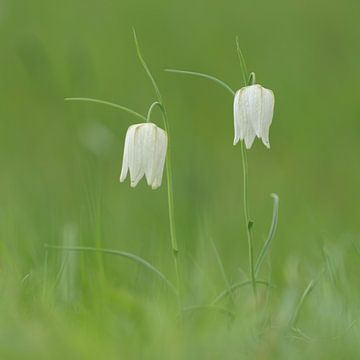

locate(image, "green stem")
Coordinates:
248 72 256 86
146 101 162 123
235 38 258 303
161 108 181 302
241 141 257 302
133 29 181 306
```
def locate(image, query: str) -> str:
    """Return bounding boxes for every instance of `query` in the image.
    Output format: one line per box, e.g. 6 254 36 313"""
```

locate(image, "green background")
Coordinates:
0 0 359 358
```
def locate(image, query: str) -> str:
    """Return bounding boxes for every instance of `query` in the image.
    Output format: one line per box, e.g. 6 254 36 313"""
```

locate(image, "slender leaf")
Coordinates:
255 193 279 276
44 244 177 294
290 279 316 328
165 69 235 96
210 237 235 305
65 97 146 121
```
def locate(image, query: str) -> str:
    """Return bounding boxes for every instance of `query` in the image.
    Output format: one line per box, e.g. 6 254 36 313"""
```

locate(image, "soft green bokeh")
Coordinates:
0 0 359 358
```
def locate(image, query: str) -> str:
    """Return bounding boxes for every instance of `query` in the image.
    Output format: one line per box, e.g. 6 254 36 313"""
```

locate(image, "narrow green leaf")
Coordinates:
65 97 147 121
44 244 177 294
165 69 235 96
290 279 316 328
255 193 279 276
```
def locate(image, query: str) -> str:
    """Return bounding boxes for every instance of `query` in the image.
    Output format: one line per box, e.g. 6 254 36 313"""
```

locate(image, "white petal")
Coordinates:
129 125 145 187
260 88 274 149
150 128 167 189
233 90 242 145
244 123 256 149
143 123 157 186
234 87 259 146
120 125 136 182
243 85 262 138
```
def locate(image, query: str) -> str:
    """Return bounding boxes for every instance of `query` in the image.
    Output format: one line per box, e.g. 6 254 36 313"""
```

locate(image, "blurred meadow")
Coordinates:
0 0 360 358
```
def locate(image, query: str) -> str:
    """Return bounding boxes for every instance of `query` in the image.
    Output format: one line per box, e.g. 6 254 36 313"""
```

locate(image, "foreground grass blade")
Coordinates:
182 305 235 320
255 193 279 276
165 69 235 96
290 279 316 328
44 244 177 294
65 97 147 121
211 279 271 305
210 238 233 294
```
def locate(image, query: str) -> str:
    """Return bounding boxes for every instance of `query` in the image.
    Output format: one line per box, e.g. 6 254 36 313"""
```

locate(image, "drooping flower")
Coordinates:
233 84 275 149
120 123 168 190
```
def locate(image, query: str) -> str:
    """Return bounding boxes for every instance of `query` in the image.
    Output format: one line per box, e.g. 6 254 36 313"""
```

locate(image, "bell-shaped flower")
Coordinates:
233 84 275 149
120 123 168 190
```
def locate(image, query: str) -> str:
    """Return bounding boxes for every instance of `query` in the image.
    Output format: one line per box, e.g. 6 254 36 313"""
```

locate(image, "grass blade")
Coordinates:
211 279 271 305
255 193 279 276
210 238 231 290
165 69 235 96
210 237 235 305
44 244 177 294
290 279 316 328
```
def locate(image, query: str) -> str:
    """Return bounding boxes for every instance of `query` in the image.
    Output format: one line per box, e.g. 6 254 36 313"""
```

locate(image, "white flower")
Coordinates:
120 123 168 190
233 84 275 149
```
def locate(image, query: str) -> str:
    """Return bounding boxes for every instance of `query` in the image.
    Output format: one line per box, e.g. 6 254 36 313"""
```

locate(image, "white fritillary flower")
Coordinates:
233 84 275 149
120 123 168 190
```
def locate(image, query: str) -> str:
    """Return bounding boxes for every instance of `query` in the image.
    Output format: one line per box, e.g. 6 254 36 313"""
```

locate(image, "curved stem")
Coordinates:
65 97 146 122
248 72 256 85
160 107 181 302
133 30 181 308
165 69 235 96
235 41 258 303
146 101 163 123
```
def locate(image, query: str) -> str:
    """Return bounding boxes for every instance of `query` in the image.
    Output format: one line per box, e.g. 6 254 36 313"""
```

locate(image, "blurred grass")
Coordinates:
0 0 360 358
